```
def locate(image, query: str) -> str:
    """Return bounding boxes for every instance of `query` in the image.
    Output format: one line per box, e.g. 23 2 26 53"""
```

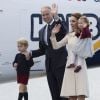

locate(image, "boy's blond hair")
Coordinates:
17 38 28 47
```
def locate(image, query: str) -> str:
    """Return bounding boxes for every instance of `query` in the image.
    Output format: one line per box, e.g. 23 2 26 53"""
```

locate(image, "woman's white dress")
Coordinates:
50 32 89 98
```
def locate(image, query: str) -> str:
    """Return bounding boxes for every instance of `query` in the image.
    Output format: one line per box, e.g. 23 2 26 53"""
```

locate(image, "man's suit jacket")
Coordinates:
32 19 68 71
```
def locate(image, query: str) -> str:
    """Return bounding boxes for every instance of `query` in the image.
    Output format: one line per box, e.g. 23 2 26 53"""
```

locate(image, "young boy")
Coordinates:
67 16 93 73
13 38 34 100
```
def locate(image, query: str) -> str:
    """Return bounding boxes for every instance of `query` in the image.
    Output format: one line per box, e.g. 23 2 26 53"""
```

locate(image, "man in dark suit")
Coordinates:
31 4 68 100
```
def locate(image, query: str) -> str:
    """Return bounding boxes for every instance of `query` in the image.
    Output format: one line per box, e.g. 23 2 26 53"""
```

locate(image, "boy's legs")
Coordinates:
18 93 24 100
18 84 28 100
23 86 28 100
18 84 25 100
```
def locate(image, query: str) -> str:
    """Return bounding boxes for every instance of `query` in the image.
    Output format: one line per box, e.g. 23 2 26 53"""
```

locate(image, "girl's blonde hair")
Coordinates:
79 16 90 26
17 38 28 47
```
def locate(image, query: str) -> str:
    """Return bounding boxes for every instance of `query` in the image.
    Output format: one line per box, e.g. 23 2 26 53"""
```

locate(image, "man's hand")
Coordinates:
24 51 31 60
51 3 58 17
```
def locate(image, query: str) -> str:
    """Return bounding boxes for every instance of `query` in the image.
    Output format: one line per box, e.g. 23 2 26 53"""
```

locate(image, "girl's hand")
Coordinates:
83 23 88 28
51 24 61 36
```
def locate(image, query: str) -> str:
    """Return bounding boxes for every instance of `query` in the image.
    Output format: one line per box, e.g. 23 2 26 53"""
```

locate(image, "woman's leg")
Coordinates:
77 95 85 100
69 96 77 100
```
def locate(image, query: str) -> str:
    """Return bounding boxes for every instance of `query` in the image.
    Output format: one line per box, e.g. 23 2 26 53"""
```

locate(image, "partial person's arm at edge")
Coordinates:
27 58 34 68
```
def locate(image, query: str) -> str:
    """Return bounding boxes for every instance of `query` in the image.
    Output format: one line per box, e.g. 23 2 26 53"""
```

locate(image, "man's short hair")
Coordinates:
41 6 51 12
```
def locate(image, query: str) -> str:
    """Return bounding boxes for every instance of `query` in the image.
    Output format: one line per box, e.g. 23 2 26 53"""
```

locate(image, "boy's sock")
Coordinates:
74 65 82 73
24 92 28 100
18 93 24 100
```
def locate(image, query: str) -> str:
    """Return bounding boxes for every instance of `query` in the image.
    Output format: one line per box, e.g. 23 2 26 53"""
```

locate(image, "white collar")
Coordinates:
47 19 54 26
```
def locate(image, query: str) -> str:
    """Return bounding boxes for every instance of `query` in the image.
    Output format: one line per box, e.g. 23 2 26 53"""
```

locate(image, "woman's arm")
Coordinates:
50 24 68 49
50 34 68 49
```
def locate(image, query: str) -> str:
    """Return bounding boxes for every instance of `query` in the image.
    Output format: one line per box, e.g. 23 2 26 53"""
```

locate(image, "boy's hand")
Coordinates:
13 63 18 69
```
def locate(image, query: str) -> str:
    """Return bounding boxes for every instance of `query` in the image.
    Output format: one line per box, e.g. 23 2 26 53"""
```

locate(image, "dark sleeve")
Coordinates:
17 54 26 65
55 19 68 35
13 54 26 67
27 58 34 68
60 21 68 35
12 54 18 67
18 55 34 68
80 27 91 39
31 31 45 58
31 42 45 58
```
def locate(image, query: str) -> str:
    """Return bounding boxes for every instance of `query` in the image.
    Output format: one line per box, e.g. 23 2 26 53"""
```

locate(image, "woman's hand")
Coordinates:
51 24 61 36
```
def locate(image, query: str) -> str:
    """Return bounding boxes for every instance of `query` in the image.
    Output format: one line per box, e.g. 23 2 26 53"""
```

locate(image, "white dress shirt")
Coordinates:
44 15 60 45
44 19 54 45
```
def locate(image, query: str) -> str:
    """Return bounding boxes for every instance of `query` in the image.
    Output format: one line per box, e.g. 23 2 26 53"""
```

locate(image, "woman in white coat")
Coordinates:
50 13 89 100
